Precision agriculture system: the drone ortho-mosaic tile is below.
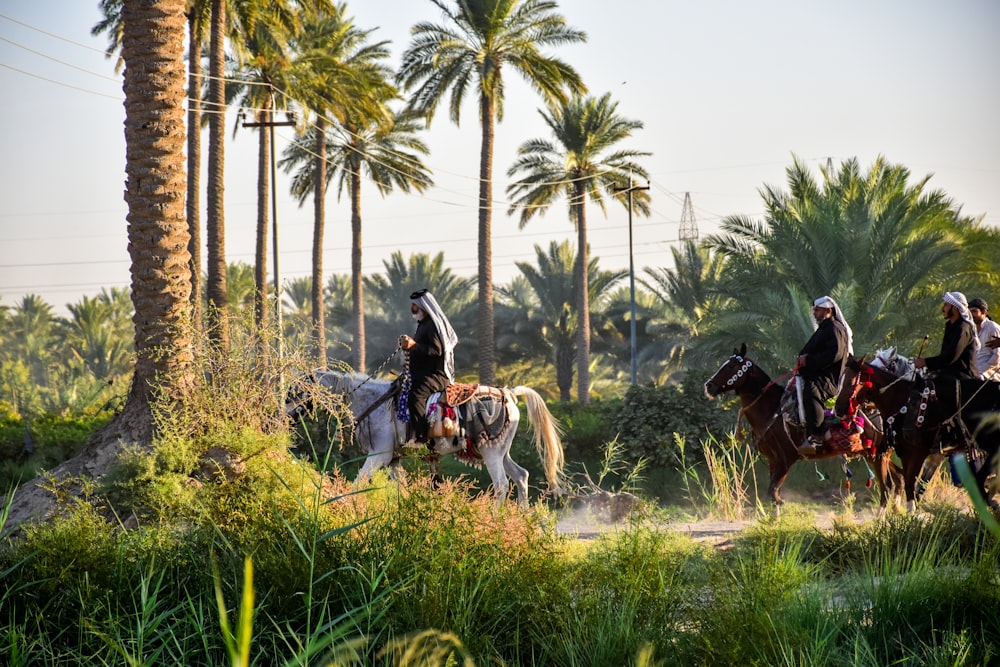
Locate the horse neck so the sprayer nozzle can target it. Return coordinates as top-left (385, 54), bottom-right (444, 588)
top-left (868, 373), bottom-right (912, 414)
top-left (735, 369), bottom-right (781, 424)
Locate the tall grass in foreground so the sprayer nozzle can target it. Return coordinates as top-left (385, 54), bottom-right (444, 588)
top-left (3, 467), bottom-right (998, 665)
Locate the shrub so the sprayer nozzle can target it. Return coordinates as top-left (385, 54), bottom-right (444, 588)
top-left (613, 374), bottom-right (734, 467)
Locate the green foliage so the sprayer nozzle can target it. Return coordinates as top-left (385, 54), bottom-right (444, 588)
top-left (0, 412), bottom-right (113, 488)
top-left (613, 375), bottom-right (734, 467)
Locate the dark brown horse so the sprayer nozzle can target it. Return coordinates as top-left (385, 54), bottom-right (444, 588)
top-left (704, 344), bottom-right (899, 509)
top-left (836, 349), bottom-right (1000, 511)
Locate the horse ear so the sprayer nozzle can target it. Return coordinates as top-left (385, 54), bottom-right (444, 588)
top-left (739, 343), bottom-right (747, 357)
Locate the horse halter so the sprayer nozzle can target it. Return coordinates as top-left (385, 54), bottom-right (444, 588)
top-left (722, 355), bottom-right (755, 388)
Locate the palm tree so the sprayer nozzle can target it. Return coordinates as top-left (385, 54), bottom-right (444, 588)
top-left (2, 295), bottom-right (57, 388)
top-left (641, 239), bottom-right (727, 374)
top-left (497, 240), bottom-right (625, 400)
top-left (397, 0), bottom-right (586, 386)
top-left (701, 155), bottom-right (970, 373)
top-left (276, 4), bottom-right (398, 368)
top-left (205, 0), bottom-right (228, 347)
top-left (506, 92), bottom-right (649, 402)
top-left (120, 0), bottom-right (194, 430)
top-left (93, 0), bottom-right (211, 328)
top-left (4, 0), bottom-right (195, 530)
top-left (228, 0), bottom-right (318, 331)
top-left (282, 109), bottom-right (433, 372)
top-left (58, 289), bottom-right (134, 382)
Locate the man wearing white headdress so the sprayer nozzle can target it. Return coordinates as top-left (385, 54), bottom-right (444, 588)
top-left (914, 291), bottom-right (979, 381)
top-left (795, 295), bottom-right (852, 455)
top-left (399, 288), bottom-right (459, 446)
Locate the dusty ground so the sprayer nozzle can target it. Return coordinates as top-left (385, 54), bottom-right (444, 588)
top-left (554, 507), bottom-right (878, 547)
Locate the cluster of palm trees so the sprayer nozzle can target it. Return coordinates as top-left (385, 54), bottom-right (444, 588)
top-left (94, 0), bottom-right (653, 407)
top-left (21, 0), bottom-right (997, 441)
top-left (0, 290), bottom-right (133, 418)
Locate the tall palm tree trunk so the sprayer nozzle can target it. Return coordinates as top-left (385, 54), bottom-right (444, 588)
top-left (311, 117), bottom-right (328, 367)
top-left (350, 159), bottom-right (365, 373)
top-left (186, 11), bottom-right (203, 330)
top-left (574, 182), bottom-right (590, 403)
top-left (122, 0), bottom-right (194, 428)
top-left (205, 0), bottom-right (227, 347)
top-left (477, 94), bottom-right (496, 385)
top-left (254, 104), bottom-right (271, 330)
top-left (3, 0), bottom-right (197, 532)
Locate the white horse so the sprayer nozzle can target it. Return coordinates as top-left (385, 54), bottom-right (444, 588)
top-left (286, 371), bottom-right (565, 505)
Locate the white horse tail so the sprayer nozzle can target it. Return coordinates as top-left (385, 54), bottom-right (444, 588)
top-left (511, 386), bottom-right (565, 492)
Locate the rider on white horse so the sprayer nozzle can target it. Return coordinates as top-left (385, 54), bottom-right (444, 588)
top-left (398, 288), bottom-right (459, 448)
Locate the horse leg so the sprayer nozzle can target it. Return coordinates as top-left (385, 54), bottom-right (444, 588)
top-left (767, 455), bottom-right (791, 510)
top-left (502, 453), bottom-right (530, 506)
top-left (355, 450), bottom-right (395, 485)
top-left (868, 453), bottom-right (893, 516)
top-left (481, 448), bottom-right (511, 506)
top-left (900, 451), bottom-right (926, 513)
top-left (915, 452), bottom-right (945, 501)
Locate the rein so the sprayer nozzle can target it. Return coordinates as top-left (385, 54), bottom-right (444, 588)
top-left (354, 382), bottom-right (399, 425)
top-left (727, 356), bottom-right (795, 436)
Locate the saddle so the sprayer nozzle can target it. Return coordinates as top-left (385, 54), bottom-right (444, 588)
top-left (425, 384), bottom-right (510, 445)
top-left (781, 383), bottom-right (869, 456)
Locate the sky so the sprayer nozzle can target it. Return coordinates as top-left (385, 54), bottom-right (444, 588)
top-left (2, 0), bottom-right (999, 317)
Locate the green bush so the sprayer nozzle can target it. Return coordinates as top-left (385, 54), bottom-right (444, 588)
top-left (0, 413), bottom-right (112, 487)
top-left (613, 374), bottom-right (734, 467)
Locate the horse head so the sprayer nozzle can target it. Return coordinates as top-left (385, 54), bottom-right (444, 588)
top-left (704, 343), bottom-right (761, 398)
top-left (284, 370), bottom-right (365, 419)
top-left (835, 354), bottom-right (867, 416)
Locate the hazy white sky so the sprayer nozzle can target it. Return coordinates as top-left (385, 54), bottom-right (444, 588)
top-left (2, 0), bottom-right (998, 316)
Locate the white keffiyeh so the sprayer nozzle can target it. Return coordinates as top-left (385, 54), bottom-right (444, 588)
top-left (813, 295), bottom-right (854, 356)
top-left (411, 289), bottom-right (459, 382)
top-left (943, 291), bottom-right (982, 351)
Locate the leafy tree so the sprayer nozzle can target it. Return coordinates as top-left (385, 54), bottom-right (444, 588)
top-left (506, 93), bottom-right (649, 402)
top-left (700, 155), bottom-right (971, 373)
top-left (398, 0), bottom-right (587, 386)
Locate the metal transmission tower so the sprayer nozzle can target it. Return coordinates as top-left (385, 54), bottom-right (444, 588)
top-left (678, 192), bottom-right (698, 241)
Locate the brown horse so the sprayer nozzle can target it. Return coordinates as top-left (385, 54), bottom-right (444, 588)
top-left (704, 344), bottom-right (899, 509)
top-left (836, 350), bottom-right (1000, 511)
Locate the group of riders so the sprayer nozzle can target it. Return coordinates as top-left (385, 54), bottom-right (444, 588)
top-left (794, 291), bottom-right (1000, 457)
top-left (397, 286), bottom-right (1000, 455)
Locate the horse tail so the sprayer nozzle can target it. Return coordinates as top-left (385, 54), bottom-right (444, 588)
top-left (511, 386), bottom-right (565, 492)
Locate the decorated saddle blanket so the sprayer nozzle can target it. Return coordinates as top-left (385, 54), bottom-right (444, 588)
top-left (426, 386), bottom-right (510, 445)
top-left (781, 384), bottom-right (870, 456)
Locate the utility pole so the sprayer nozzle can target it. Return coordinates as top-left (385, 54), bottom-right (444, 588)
top-left (613, 177), bottom-right (650, 385)
top-left (240, 100), bottom-right (296, 359)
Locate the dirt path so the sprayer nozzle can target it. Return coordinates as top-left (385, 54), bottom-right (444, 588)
top-left (555, 509), bottom-right (861, 547)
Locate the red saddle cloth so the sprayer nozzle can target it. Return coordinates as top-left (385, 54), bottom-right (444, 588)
top-left (823, 412), bottom-right (871, 456)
